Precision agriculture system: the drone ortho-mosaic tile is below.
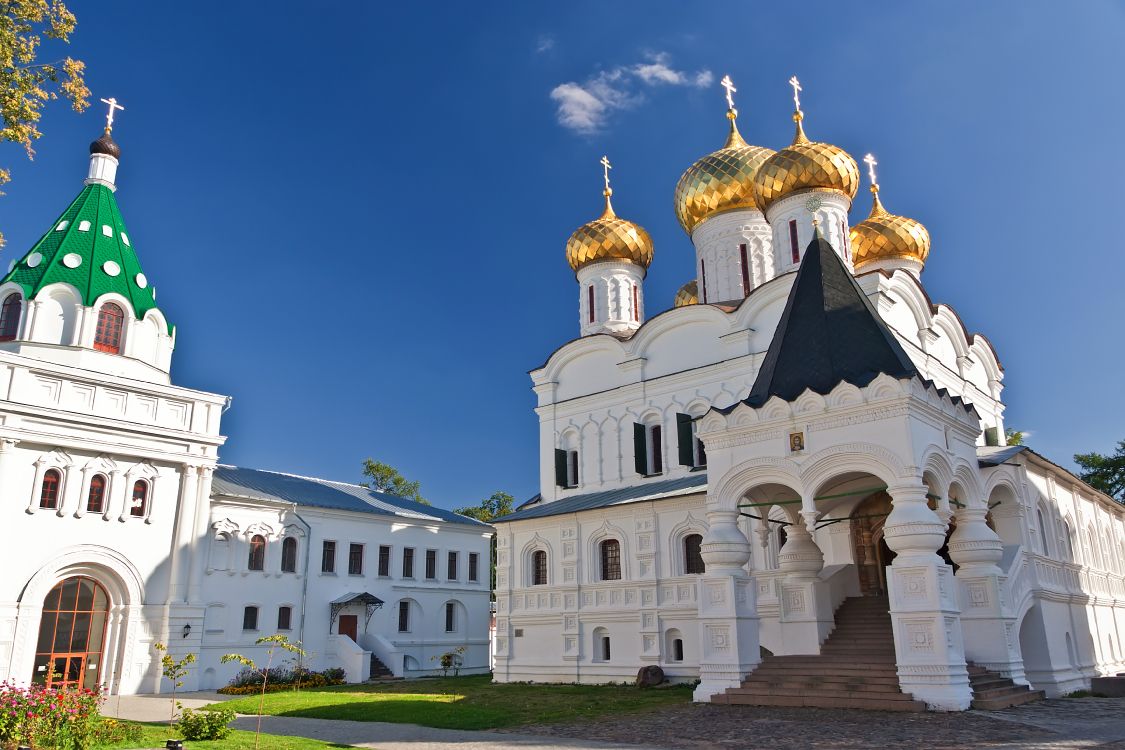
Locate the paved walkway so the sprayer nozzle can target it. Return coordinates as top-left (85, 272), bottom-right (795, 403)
top-left (103, 691), bottom-right (1125, 750)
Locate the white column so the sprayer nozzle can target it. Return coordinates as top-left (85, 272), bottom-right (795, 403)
top-left (186, 466), bottom-right (214, 602)
top-left (577, 263), bottom-right (645, 337)
top-left (949, 505), bottom-right (1027, 684)
top-left (765, 191), bottom-right (853, 273)
top-left (691, 209), bottom-right (773, 301)
top-left (693, 508), bottom-right (759, 702)
top-left (884, 482), bottom-right (971, 710)
top-left (167, 464), bottom-right (200, 603)
top-left (776, 506), bottom-right (832, 653)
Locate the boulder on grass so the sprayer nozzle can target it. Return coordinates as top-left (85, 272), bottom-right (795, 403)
top-left (636, 665), bottom-right (665, 688)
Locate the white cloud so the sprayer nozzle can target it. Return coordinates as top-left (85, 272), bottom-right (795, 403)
top-left (536, 35), bottom-right (555, 54)
top-left (550, 53), bottom-right (712, 134)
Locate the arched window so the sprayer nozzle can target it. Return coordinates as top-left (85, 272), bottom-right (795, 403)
top-left (209, 533), bottom-right (231, 571)
top-left (1036, 508), bottom-right (1050, 556)
top-left (0, 293), bottom-right (21, 341)
top-left (93, 303), bottom-right (125, 354)
top-left (281, 537), bottom-right (298, 573)
top-left (592, 627), bottom-right (611, 662)
top-left (129, 480), bottom-right (148, 517)
top-left (86, 475), bottom-right (107, 513)
top-left (248, 535), bottom-right (266, 571)
top-left (684, 534), bottom-right (705, 575)
top-left (39, 469), bottom-right (61, 509)
top-left (531, 550), bottom-right (548, 586)
top-left (600, 539), bottom-right (621, 581)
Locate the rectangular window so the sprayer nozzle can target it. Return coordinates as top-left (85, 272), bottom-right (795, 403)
top-left (468, 552), bottom-right (479, 582)
top-left (242, 606), bottom-right (258, 631)
top-left (789, 219), bottom-right (800, 264)
top-left (378, 545), bottom-right (391, 577)
top-left (398, 601), bottom-right (410, 632)
top-left (348, 543), bottom-right (364, 575)
top-left (445, 602), bottom-right (456, 633)
top-left (602, 635), bottom-right (611, 661)
top-left (601, 540), bottom-right (622, 581)
top-left (567, 450), bottom-right (578, 487)
top-left (447, 551), bottom-right (458, 580)
top-left (587, 285), bottom-right (595, 323)
top-left (650, 425), bottom-right (663, 475)
top-left (740, 243), bottom-right (751, 296)
top-left (321, 541), bottom-right (336, 574)
top-left (632, 283), bottom-right (639, 322)
top-left (840, 218), bottom-right (847, 254)
top-left (402, 547), bottom-right (415, 578)
top-left (700, 260), bottom-right (708, 302)
top-left (277, 606), bottom-right (292, 631)
top-left (425, 549), bottom-right (437, 579)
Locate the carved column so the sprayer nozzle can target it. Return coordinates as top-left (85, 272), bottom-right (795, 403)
top-left (776, 507), bottom-right (832, 653)
top-left (693, 508), bottom-right (759, 702)
top-left (949, 506), bottom-right (1027, 684)
top-left (884, 482), bottom-right (971, 710)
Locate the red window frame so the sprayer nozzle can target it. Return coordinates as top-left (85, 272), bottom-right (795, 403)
top-left (40, 469), bottom-right (61, 509)
top-left (94, 303), bottom-right (125, 354)
top-left (248, 535), bottom-right (266, 571)
top-left (87, 475), bottom-right (106, 513)
top-left (700, 260), bottom-right (708, 303)
top-left (130, 480), bottom-right (148, 517)
top-left (788, 220), bottom-right (800, 264)
top-left (0, 293), bottom-right (21, 341)
top-left (632, 284), bottom-right (639, 322)
top-left (587, 285), bottom-right (595, 323)
top-left (739, 243), bottom-right (751, 297)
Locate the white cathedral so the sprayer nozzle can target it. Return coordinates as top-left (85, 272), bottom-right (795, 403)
top-left (491, 77), bottom-right (1125, 711)
top-left (0, 113), bottom-right (493, 694)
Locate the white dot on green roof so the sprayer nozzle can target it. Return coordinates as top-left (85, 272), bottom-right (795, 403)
top-left (55, 221), bottom-right (69, 232)
top-left (121, 232), bottom-right (130, 247)
top-left (102, 261), bottom-right (120, 277)
top-left (78, 220), bottom-right (91, 232)
top-left (27, 253), bottom-right (43, 268)
top-left (101, 225), bottom-right (113, 238)
top-left (62, 253), bottom-right (82, 269)
top-left (135, 273), bottom-right (148, 289)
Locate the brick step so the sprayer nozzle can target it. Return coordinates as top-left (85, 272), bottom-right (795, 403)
top-left (767, 655), bottom-right (898, 665)
top-left (743, 680), bottom-right (904, 694)
top-left (730, 685), bottom-right (916, 700)
top-left (720, 693), bottom-right (927, 712)
top-left (969, 677), bottom-right (1016, 691)
top-left (752, 667), bottom-right (899, 679)
top-left (754, 673), bottom-right (903, 686)
top-left (971, 689), bottom-right (1046, 710)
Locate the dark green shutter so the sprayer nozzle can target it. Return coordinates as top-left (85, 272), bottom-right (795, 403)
top-left (633, 423), bottom-right (647, 475)
top-left (677, 414), bottom-right (694, 466)
top-left (554, 449), bottom-right (568, 487)
top-left (984, 427), bottom-right (1000, 447)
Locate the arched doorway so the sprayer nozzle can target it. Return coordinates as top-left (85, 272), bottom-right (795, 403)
top-left (851, 492), bottom-right (894, 596)
top-left (32, 577), bottom-right (109, 689)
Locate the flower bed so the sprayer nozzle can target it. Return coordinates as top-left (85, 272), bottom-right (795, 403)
top-left (0, 681), bottom-right (105, 750)
top-left (216, 667), bottom-right (346, 695)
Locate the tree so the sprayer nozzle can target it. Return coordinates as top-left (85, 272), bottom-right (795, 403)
top-left (221, 634), bottom-right (306, 750)
top-left (454, 491), bottom-right (514, 595)
top-left (1005, 428), bottom-right (1025, 446)
top-left (1074, 440), bottom-right (1125, 501)
top-left (360, 459), bottom-right (428, 504)
top-left (454, 490), bottom-right (514, 522)
top-left (153, 642), bottom-right (196, 729)
top-left (1, 0), bottom-right (91, 247)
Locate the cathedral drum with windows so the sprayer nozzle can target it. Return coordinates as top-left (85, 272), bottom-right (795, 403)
top-left (0, 117), bottom-right (492, 694)
top-left (491, 77), bottom-right (1125, 711)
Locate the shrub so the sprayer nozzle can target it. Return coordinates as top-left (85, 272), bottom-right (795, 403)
top-left (0, 680), bottom-right (102, 750)
top-left (321, 667), bottom-right (346, 683)
top-left (179, 707), bottom-right (236, 740)
top-left (217, 666), bottom-right (346, 694)
top-left (92, 717), bottom-right (143, 745)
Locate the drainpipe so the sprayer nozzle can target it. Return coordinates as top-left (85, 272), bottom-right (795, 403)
top-left (293, 510), bottom-right (313, 663)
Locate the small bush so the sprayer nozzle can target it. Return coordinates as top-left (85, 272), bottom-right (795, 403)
top-left (217, 666), bottom-right (346, 694)
top-left (321, 667), bottom-right (346, 683)
top-left (92, 717), bottom-right (143, 745)
top-left (179, 706), bottom-right (236, 740)
top-left (0, 681), bottom-right (102, 750)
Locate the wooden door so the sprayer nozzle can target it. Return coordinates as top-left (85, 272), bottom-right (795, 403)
top-left (339, 614), bottom-right (358, 642)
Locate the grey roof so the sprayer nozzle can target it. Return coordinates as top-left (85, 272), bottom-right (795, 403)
top-left (497, 474), bottom-right (707, 523)
top-left (211, 465), bottom-right (490, 527)
top-left (977, 444), bottom-right (1029, 467)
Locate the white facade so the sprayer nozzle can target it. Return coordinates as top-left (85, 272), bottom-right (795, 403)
top-left (0, 132), bottom-right (493, 695)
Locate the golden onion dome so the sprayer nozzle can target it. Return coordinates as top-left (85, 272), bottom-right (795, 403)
top-left (565, 189), bottom-right (654, 274)
top-left (850, 185), bottom-right (931, 270)
top-left (673, 280), bottom-right (698, 307)
top-left (753, 112), bottom-right (860, 211)
top-left (674, 112), bottom-right (775, 234)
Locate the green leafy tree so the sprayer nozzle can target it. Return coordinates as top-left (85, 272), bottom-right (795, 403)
top-left (361, 459), bottom-right (428, 505)
top-left (221, 634), bottom-right (307, 750)
top-left (153, 642), bottom-right (196, 729)
top-left (1074, 440), bottom-right (1125, 501)
top-left (1005, 428), bottom-right (1025, 446)
top-left (454, 491), bottom-right (513, 594)
top-left (1, 0), bottom-right (91, 247)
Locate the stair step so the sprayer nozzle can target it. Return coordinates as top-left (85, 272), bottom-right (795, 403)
top-left (730, 685), bottom-right (915, 699)
top-left (719, 693), bottom-right (927, 712)
top-left (742, 680), bottom-right (904, 694)
top-left (971, 690), bottom-right (1046, 710)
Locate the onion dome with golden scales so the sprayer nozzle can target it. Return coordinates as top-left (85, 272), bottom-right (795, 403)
top-left (673, 280), bottom-right (698, 308)
top-left (850, 154), bottom-right (931, 274)
top-left (673, 107), bottom-right (775, 234)
top-left (753, 96), bottom-right (860, 212)
top-left (565, 187), bottom-right (654, 275)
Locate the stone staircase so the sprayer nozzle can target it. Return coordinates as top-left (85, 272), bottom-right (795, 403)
top-left (716, 595), bottom-right (928, 711)
top-left (367, 653), bottom-right (394, 681)
top-left (967, 664), bottom-right (1045, 709)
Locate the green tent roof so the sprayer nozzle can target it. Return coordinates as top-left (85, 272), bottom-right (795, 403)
top-left (1, 182), bottom-right (171, 333)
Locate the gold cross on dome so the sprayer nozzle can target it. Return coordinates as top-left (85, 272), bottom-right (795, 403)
top-left (100, 97), bottom-right (125, 132)
top-left (720, 74), bottom-right (737, 112)
top-left (863, 153), bottom-right (878, 186)
top-left (788, 75), bottom-right (802, 112)
top-left (600, 155), bottom-right (612, 194)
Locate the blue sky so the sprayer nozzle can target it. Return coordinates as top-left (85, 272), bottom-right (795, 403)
top-left (2, 1), bottom-right (1122, 509)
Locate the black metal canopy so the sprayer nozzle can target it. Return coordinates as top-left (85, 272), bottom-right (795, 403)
top-left (329, 592), bottom-right (384, 631)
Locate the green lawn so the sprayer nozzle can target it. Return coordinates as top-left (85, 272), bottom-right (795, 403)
top-left (97, 722), bottom-right (355, 749)
top-left (210, 674), bottom-right (692, 730)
